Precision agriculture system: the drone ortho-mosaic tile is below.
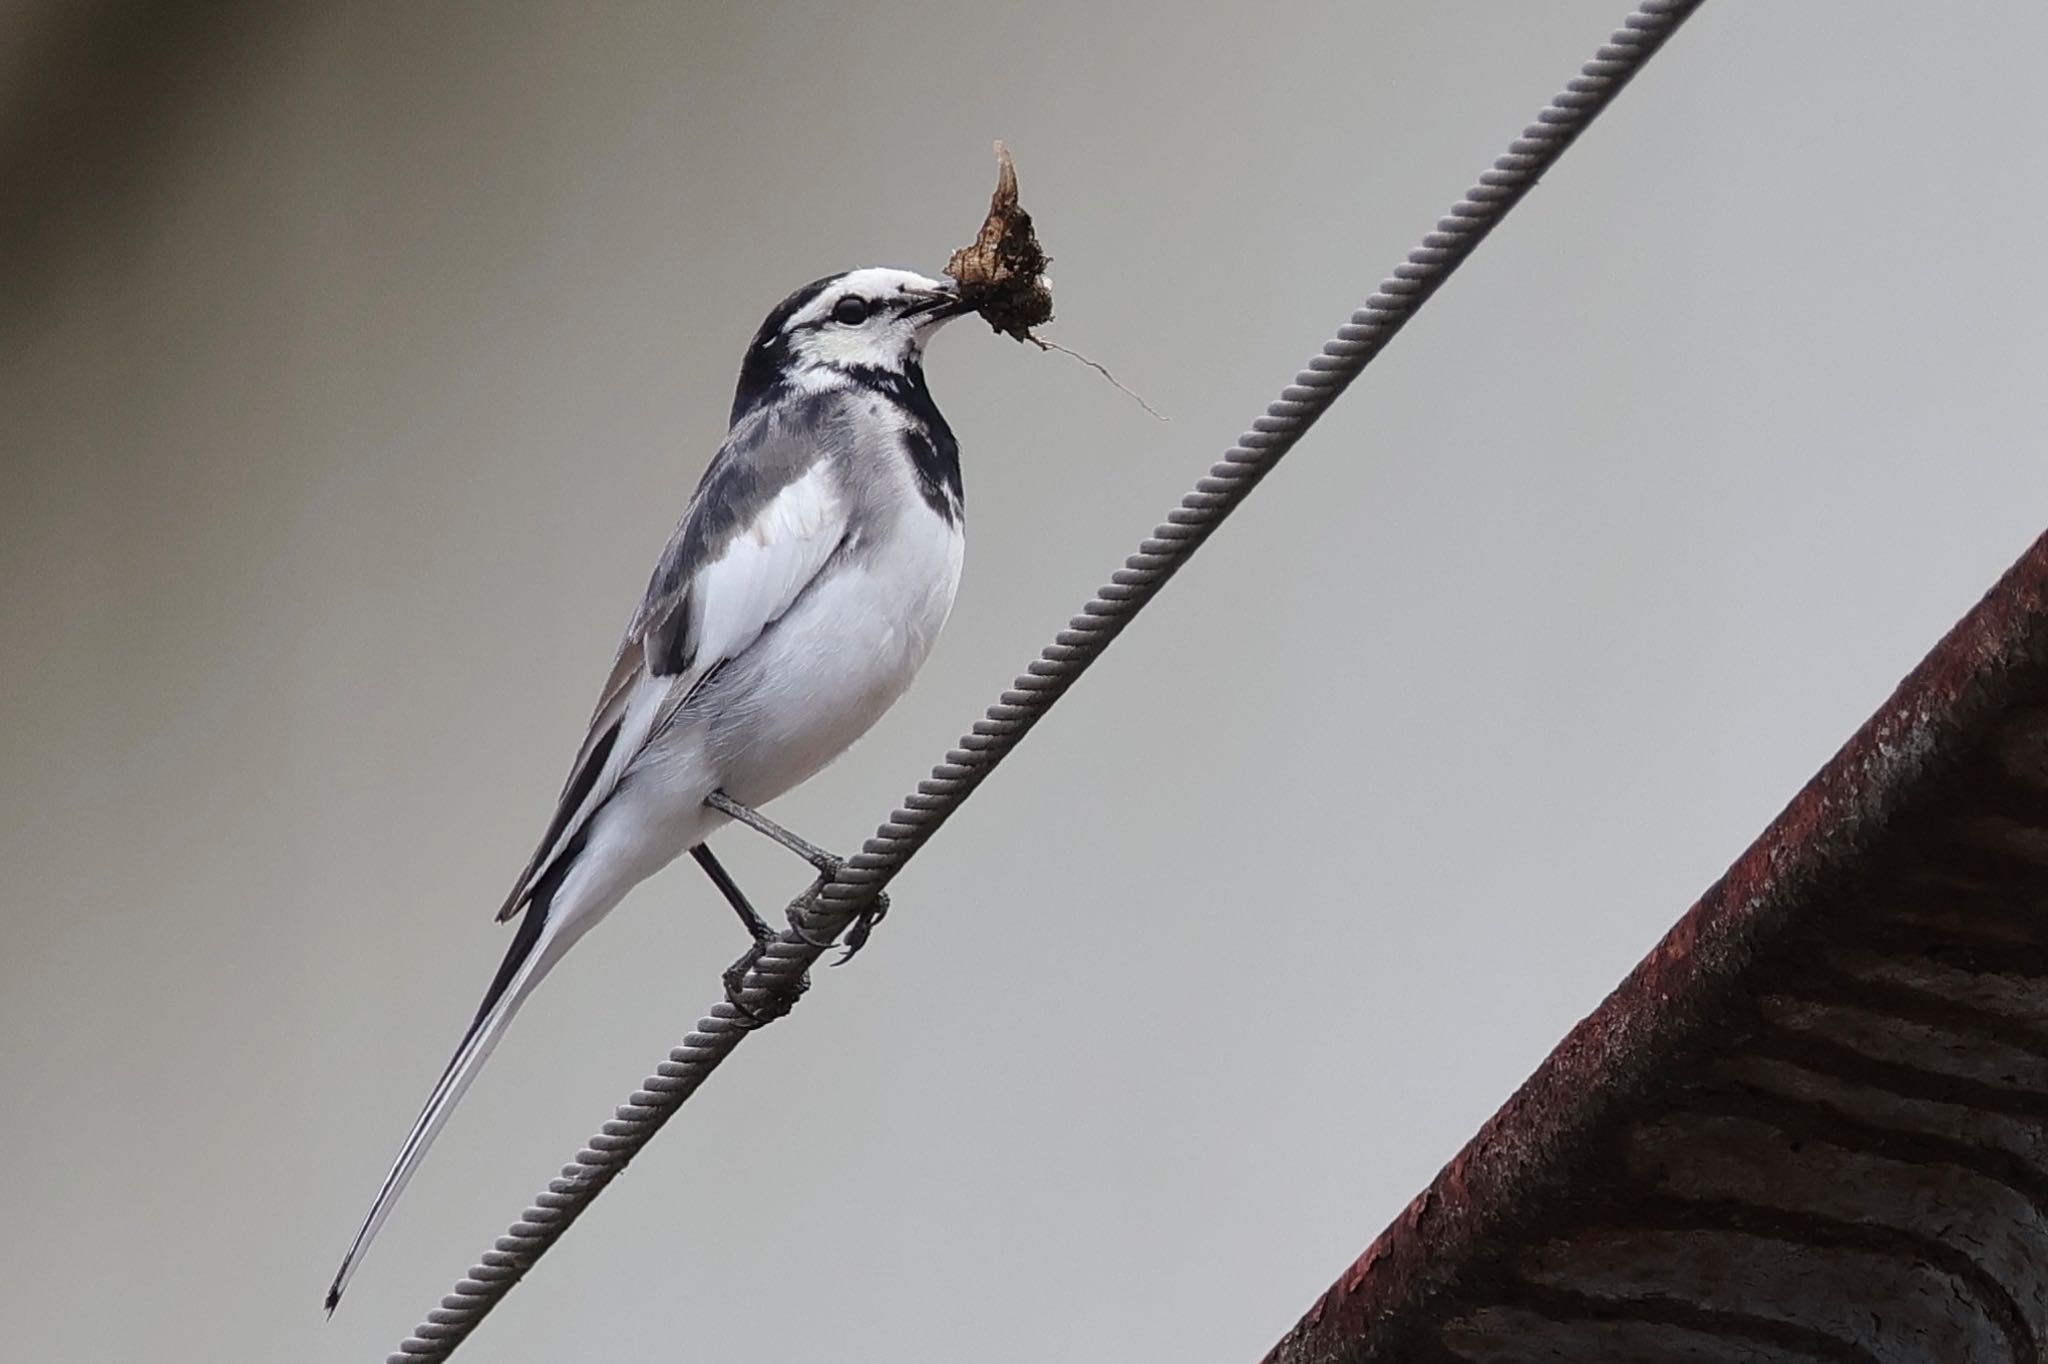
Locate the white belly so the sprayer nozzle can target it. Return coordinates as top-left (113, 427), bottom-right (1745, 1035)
top-left (558, 503), bottom-right (962, 928)
top-left (703, 506), bottom-right (965, 807)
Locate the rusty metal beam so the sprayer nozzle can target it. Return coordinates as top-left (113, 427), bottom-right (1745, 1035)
top-left (1266, 529), bottom-right (2048, 1364)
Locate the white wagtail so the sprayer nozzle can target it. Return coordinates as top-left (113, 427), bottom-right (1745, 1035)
top-left (326, 267), bottom-right (975, 1311)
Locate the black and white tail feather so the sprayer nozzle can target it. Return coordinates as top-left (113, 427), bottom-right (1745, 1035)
top-left (326, 267), bottom-right (972, 1312)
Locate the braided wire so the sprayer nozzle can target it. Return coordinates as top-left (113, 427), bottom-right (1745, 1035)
top-left (387, 3), bottom-right (1703, 1356)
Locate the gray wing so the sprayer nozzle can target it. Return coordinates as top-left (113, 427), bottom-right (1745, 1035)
top-left (493, 402), bottom-right (853, 922)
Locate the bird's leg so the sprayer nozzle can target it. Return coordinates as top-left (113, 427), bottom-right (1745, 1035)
top-left (704, 790), bottom-right (892, 960)
top-left (691, 843), bottom-right (805, 1027)
top-left (705, 790), bottom-right (843, 873)
top-left (691, 843), bottom-right (774, 943)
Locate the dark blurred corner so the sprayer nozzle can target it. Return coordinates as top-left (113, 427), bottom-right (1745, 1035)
top-left (0, 0), bottom-right (279, 313)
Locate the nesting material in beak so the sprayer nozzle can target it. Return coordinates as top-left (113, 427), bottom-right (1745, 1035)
top-left (939, 143), bottom-right (1160, 419)
top-left (944, 142), bottom-right (1055, 342)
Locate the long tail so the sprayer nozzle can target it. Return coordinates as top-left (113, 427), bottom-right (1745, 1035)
top-left (325, 854), bottom-right (583, 1313)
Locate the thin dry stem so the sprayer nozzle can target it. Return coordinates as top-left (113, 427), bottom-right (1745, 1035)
top-left (1027, 334), bottom-right (1168, 421)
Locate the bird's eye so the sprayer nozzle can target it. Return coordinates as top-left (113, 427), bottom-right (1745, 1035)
top-left (832, 296), bottom-right (871, 326)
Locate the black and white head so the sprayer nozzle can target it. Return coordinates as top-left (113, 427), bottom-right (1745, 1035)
top-left (732, 267), bottom-right (967, 423)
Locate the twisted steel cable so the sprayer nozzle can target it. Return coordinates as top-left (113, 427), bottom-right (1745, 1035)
top-left (387, 3), bottom-right (1704, 1356)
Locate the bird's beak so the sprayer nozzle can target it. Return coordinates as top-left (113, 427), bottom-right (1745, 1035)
top-left (902, 279), bottom-right (974, 322)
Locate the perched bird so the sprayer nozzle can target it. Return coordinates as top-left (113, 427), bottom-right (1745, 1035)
top-left (327, 267), bottom-right (975, 1311)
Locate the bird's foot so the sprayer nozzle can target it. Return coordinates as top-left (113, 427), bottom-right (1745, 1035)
top-left (837, 894), bottom-right (890, 965)
top-left (721, 939), bottom-right (809, 1029)
top-left (788, 889), bottom-right (889, 965)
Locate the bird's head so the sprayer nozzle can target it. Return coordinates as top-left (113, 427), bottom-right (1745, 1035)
top-left (732, 267), bottom-right (969, 423)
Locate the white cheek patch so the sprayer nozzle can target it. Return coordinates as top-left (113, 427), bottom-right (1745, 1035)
top-left (796, 318), bottom-right (913, 370)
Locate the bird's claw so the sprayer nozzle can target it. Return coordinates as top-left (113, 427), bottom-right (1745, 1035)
top-left (721, 941), bottom-right (809, 1029)
top-left (834, 892), bottom-right (890, 965)
top-left (782, 887), bottom-right (890, 962)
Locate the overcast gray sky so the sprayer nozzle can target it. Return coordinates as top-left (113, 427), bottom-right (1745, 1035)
top-left (3, 3), bottom-right (2046, 1361)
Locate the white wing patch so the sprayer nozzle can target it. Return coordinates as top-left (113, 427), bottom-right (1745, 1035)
top-left (687, 464), bottom-right (846, 667)
top-left (500, 462), bottom-right (847, 922)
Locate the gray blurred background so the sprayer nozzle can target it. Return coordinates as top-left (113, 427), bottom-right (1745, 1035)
top-left (3, 3), bottom-right (2045, 1360)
